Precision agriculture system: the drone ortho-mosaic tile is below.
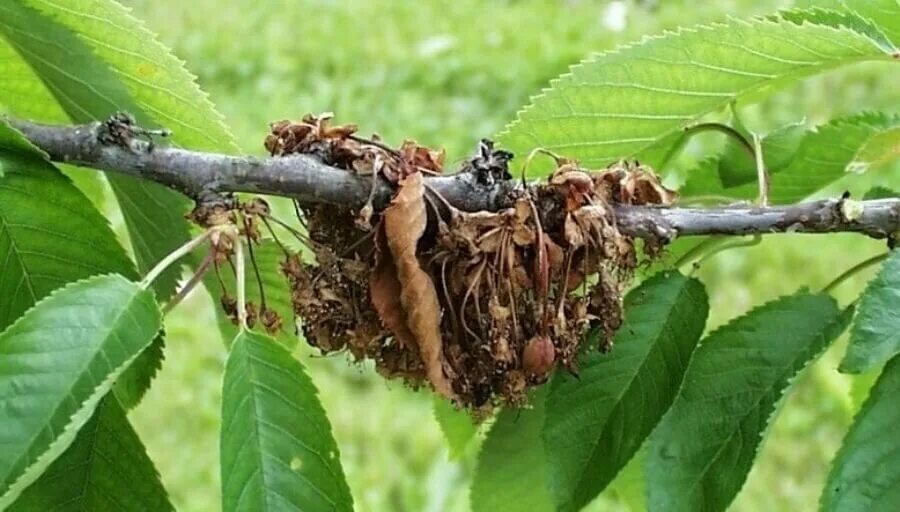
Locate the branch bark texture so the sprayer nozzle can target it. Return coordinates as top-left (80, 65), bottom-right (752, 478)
top-left (9, 118), bottom-right (900, 243)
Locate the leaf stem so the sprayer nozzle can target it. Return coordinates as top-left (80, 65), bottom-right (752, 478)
top-left (683, 122), bottom-right (756, 160)
top-left (139, 230), bottom-right (211, 290)
top-left (235, 233), bottom-right (248, 330)
top-left (163, 250), bottom-right (214, 315)
top-left (753, 134), bottom-right (769, 207)
top-left (822, 253), bottom-right (889, 294)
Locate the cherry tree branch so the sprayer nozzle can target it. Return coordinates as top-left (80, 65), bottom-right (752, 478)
top-left (9, 117), bottom-right (900, 244)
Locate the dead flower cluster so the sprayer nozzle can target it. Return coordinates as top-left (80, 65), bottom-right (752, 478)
top-left (256, 114), bottom-right (675, 411)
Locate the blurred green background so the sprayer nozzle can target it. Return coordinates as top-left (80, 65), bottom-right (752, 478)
top-left (115, 0), bottom-right (899, 510)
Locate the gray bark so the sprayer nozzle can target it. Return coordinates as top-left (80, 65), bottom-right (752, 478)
top-left (9, 117), bottom-right (900, 243)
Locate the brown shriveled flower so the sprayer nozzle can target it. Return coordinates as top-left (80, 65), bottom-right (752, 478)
top-left (244, 302), bottom-right (258, 329)
top-left (261, 308), bottom-right (284, 335)
top-left (220, 294), bottom-right (237, 324)
top-left (261, 115), bottom-right (674, 411)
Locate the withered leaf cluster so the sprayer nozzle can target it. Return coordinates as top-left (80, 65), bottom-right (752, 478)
top-left (259, 114), bottom-right (676, 412)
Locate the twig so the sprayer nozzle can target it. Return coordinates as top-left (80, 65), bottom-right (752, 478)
top-left (7, 117), bottom-right (900, 244)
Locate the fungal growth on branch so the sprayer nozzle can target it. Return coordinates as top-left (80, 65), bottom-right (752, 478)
top-left (191, 113), bottom-right (677, 412)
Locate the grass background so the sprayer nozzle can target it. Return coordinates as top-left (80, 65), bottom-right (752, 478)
top-left (115, 0), bottom-right (900, 510)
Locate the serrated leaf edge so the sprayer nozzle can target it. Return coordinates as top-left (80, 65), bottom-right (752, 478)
top-left (659, 294), bottom-right (850, 509)
top-left (496, 10), bottom-right (889, 156)
top-left (0, 273), bottom-right (160, 507)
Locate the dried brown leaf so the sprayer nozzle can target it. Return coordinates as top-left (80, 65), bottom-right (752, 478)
top-left (370, 228), bottom-right (418, 352)
top-left (400, 139), bottom-right (445, 174)
top-left (382, 173), bottom-right (455, 399)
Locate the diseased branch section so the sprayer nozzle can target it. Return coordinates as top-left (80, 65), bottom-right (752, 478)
top-left (9, 118), bottom-right (900, 243)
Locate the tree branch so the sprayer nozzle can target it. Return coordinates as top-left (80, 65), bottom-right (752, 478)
top-left (8, 117), bottom-right (900, 243)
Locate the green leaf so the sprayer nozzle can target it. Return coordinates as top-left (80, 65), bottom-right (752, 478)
top-left (796, 0), bottom-right (900, 48)
top-left (823, 355), bottom-right (900, 511)
top-left (855, 125), bottom-right (900, 169)
top-left (0, 151), bottom-right (170, 509)
top-left (542, 271), bottom-right (709, 512)
top-left (221, 330), bottom-right (353, 512)
top-left (434, 397), bottom-right (478, 460)
top-left (841, 250), bottom-right (900, 373)
top-left (9, 397), bottom-right (173, 512)
top-left (646, 292), bottom-right (852, 512)
top-left (0, 274), bottom-right (161, 507)
top-left (779, 7), bottom-right (898, 54)
top-left (607, 447), bottom-right (647, 512)
top-left (213, 240), bottom-right (297, 348)
top-left (717, 119), bottom-right (806, 187)
top-left (0, 153), bottom-right (161, 408)
top-left (840, 0), bottom-right (900, 47)
top-left (0, 118), bottom-right (45, 166)
top-left (471, 389), bottom-right (553, 512)
top-left (498, 12), bottom-right (893, 175)
top-left (0, 0), bottom-right (238, 299)
top-left (681, 112), bottom-right (900, 202)
top-left (17, 0), bottom-right (238, 154)
top-left (0, 38), bottom-right (69, 123)
top-left (863, 186), bottom-right (899, 200)
top-left (0, 0), bottom-right (181, 299)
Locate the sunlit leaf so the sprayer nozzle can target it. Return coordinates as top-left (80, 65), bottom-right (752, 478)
top-left (717, 119), bottom-right (806, 187)
top-left (0, 0), bottom-right (238, 300)
top-left (499, 11), bottom-right (893, 175)
top-left (795, 0), bottom-right (900, 48)
top-left (434, 397), bottom-right (478, 460)
top-left (0, 274), bottom-right (161, 507)
top-left (681, 112), bottom-right (900, 202)
top-left (779, 7), bottom-right (897, 53)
